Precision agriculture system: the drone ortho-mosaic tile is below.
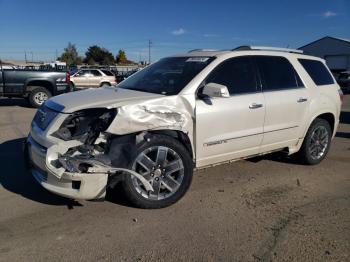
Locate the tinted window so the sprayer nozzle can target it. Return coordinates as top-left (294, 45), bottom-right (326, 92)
top-left (118, 57), bottom-right (214, 95)
top-left (75, 70), bottom-right (89, 77)
top-left (90, 70), bottom-right (102, 76)
top-left (298, 59), bottom-right (334, 86)
top-left (256, 56), bottom-right (302, 91)
top-left (101, 70), bottom-right (114, 76)
top-left (206, 56), bottom-right (257, 95)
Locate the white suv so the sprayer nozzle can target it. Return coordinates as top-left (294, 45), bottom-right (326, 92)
top-left (26, 46), bottom-right (342, 208)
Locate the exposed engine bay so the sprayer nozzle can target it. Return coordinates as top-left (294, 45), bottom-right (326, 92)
top-left (47, 108), bottom-right (153, 193)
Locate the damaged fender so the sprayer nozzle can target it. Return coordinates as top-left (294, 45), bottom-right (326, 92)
top-left (106, 96), bottom-right (194, 139)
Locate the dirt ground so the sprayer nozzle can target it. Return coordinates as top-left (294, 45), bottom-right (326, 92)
top-left (0, 95), bottom-right (349, 262)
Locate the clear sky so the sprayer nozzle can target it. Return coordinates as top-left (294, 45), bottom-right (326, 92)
top-left (0, 0), bottom-right (349, 62)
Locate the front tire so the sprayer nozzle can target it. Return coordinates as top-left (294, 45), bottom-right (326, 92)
top-left (28, 87), bottom-right (52, 108)
top-left (297, 118), bottom-right (332, 165)
top-left (122, 135), bottom-right (193, 209)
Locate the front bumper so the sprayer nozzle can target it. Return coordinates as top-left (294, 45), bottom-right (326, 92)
top-left (26, 135), bottom-right (108, 200)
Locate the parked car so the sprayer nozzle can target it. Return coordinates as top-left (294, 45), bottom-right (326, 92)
top-left (0, 64), bottom-right (71, 107)
top-left (337, 71), bottom-right (350, 94)
top-left (70, 69), bottom-right (116, 89)
top-left (1, 65), bottom-right (17, 70)
top-left (26, 46), bottom-right (342, 208)
top-left (115, 70), bottom-right (138, 83)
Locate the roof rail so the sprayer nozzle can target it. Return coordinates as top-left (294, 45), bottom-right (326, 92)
top-left (233, 45), bottom-right (303, 54)
top-left (188, 49), bottom-right (218, 53)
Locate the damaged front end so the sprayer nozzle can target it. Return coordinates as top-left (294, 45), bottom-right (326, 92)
top-left (28, 95), bottom-right (193, 200)
top-left (42, 108), bottom-right (154, 199)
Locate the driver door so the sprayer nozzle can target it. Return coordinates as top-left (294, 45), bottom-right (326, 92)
top-left (195, 56), bottom-right (265, 167)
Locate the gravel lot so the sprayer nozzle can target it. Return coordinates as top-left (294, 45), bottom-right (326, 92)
top-left (0, 96), bottom-right (349, 262)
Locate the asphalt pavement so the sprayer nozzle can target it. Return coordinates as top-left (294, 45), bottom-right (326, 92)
top-left (0, 96), bottom-right (349, 262)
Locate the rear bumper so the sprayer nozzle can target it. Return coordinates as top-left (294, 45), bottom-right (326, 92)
top-left (55, 83), bottom-right (71, 95)
top-left (26, 135), bottom-right (108, 200)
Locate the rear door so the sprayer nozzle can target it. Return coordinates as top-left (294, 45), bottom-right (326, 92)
top-left (255, 55), bottom-right (309, 152)
top-left (2, 69), bottom-right (25, 94)
top-left (89, 69), bottom-right (103, 87)
top-left (195, 56), bottom-right (265, 167)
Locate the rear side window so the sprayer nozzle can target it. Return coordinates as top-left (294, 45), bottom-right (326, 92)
top-left (298, 59), bottom-right (334, 86)
top-left (206, 56), bottom-right (257, 95)
top-left (101, 70), bottom-right (114, 76)
top-left (75, 70), bottom-right (90, 76)
top-left (90, 70), bottom-right (102, 76)
top-left (256, 56), bottom-right (303, 91)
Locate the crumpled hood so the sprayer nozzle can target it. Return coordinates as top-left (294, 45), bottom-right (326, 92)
top-left (46, 87), bottom-right (164, 113)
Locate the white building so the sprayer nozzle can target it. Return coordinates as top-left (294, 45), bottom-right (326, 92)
top-left (299, 36), bottom-right (350, 74)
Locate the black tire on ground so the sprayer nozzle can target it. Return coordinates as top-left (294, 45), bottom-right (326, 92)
top-left (296, 118), bottom-right (332, 165)
top-left (100, 82), bottom-right (111, 87)
top-left (28, 86), bottom-right (52, 108)
top-left (122, 135), bottom-right (193, 209)
top-left (69, 82), bottom-right (75, 92)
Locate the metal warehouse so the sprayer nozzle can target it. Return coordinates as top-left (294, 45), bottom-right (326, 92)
top-left (299, 36), bottom-right (350, 75)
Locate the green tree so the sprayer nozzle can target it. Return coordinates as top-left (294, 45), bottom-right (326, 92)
top-left (116, 49), bottom-right (127, 64)
top-left (58, 42), bottom-right (82, 66)
top-left (84, 45), bottom-right (115, 65)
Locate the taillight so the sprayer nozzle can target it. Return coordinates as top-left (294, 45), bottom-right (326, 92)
top-left (66, 72), bottom-right (70, 83)
top-left (338, 89), bottom-right (344, 107)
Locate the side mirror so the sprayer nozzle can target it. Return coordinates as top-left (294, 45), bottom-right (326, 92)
top-left (202, 83), bottom-right (230, 98)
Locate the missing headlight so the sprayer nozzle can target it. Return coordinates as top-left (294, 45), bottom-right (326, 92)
top-left (52, 108), bottom-right (117, 144)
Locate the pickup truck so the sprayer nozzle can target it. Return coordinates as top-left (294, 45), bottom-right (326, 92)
top-left (0, 64), bottom-right (71, 107)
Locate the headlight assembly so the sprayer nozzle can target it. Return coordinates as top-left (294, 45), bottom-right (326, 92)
top-left (52, 108), bottom-right (117, 144)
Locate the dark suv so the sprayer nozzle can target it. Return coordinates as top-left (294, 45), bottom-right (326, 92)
top-left (337, 71), bottom-right (350, 94)
top-left (0, 64), bottom-right (71, 107)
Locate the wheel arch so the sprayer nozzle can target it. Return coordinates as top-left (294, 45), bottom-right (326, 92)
top-left (25, 79), bottom-right (55, 95)
top-left (99, 81), bottom-right (111, 87)
top-left (304, 111), bottom-right (336, 138)
top-left (145, 130), bottom-right (194, 160)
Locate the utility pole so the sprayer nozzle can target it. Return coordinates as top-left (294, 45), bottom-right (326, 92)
top-left (55, 49), bottom-right (58, 61)
top-left (148, 40), bottom-right (152, 64)
top-left (24, 51), bottom-right (27, 63)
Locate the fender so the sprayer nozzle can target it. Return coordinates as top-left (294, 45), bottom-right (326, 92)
top-left (303, 110), bottom-right (337, 138)
top-left (24, 78), bottom-right (55, 93)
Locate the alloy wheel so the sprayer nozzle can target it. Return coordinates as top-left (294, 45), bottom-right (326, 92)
top-left (309, 126), bottom-right (329, 160)
top-left (131, 146), bottom-right (185, 200)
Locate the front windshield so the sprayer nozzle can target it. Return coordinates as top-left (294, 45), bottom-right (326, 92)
top-left (118, 56), bottom-right (214, 95)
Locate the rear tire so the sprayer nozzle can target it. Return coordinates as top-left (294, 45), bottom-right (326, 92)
top-left (100, 82), bottom-right (111, 87)
top-left (28, 86), bottom-right (52, 108)
top-left (122, 135), bottom-right (193, 209)
top-left (296, 118), bottom-right (332, 165)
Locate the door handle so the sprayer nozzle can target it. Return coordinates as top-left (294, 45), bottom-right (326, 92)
top-left (297, 97), bottom-right (308, 103)
top-left (249, 103), bottom-right (263, 109)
